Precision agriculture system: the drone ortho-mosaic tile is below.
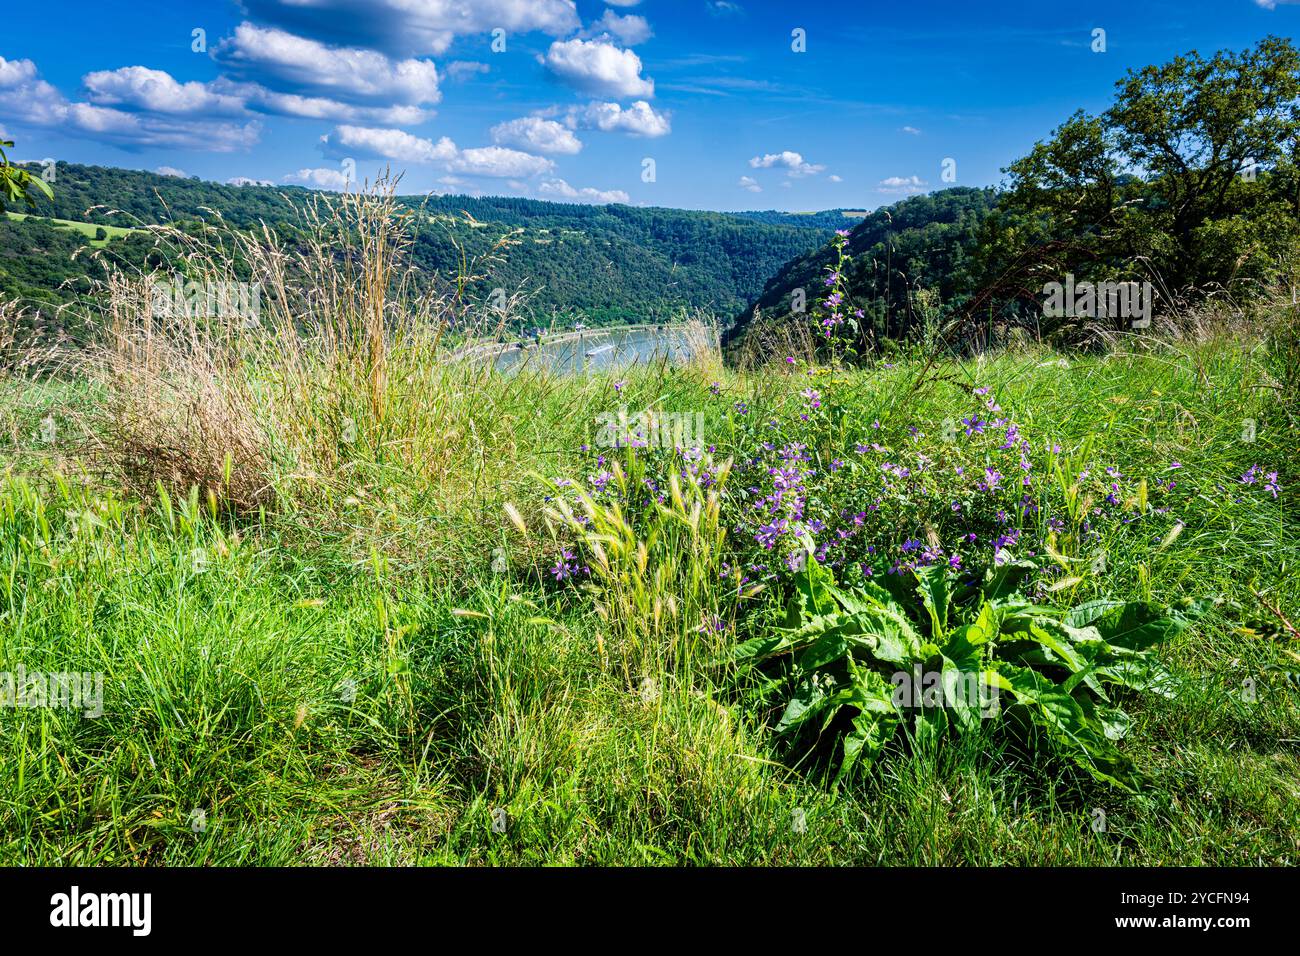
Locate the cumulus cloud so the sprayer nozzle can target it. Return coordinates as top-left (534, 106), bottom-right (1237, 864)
top-left (544, 39), bottom-right (654, 98)
top-left (83, 66), bottom-right (244, 115)
top-left (155, 166), bottom-right (189, 177)
top-left (451, 145), bottom-right (554, 178)
top-left (566, 100), bottom-right (669, 137)
top-left (0, 56), bottom-right (260, 152)
top-left (585, 10), bottom-right (653, 45)
top-left (538, 178), bottom-right (630, 204)
top-left (321, 124), bottom-right (553, 178)
top-left (900, 125), bottom-right (921, 135)
top-left (212, 78), bottom-right (430, 124)
top-left (748, 150), bottom-right (825, 178)
top-left (491, 116), bottom-right (582, 154)
top-left (80, 66), bottom-right (425, 125)
top-left (877, 175), bottom-right (928, 195)
top-left (240, 0), bottom-right (580, 56)
top-left (284, 167), bottom-right (352, 190)
top-left (215, 23), bottom-right (441, 106)
top-left (227, 176), bottom-right (274, 186)
top-left (445, 61), bottom-right (490, 82)
top-left (737, 175), bottom-right (761, 193)
top-left (322, 124), bottom-right (457, 164)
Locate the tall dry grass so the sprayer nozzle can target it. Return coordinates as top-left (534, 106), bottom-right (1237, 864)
top-left (71, 181), bottom-right (512, 528)
top-left (71, 178), bottom-right (724, 573)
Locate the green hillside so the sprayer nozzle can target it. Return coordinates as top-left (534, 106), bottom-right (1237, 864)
top-left (4, 211), bottom-right (138, 246)
top-left (0, 163), bottom-right (837, 329)
top-left (724, 187), bottom-right (997, 353)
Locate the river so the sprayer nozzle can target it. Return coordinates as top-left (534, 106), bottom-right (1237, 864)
top-left (489, 325), bottom-right (713, 374)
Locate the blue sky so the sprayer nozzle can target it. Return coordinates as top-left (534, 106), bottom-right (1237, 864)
top-left (1, 0), bottom-right (1297, 211)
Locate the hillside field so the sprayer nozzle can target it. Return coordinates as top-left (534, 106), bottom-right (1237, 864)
top-left (1, 324), bottom-right (1295, 865)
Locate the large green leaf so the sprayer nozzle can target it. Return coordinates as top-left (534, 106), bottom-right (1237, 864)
top-left (914, 564), bottom-right (951, 637)
top-left (940, 658), bottom-right (983, 733)
top-left (1065, 601), bottom-right (1188, 651)
top-left (833, 663), bottom-right (901, 784)
top-left (988, 664), bottom-right (1140, 790)
top-left (981, 555), bottom-right (1039, 601)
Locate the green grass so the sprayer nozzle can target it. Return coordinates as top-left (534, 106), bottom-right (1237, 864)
top-left (0, 334), bottom-right (1295, 866)
top-left (4, 211), bottom-right (137, 247)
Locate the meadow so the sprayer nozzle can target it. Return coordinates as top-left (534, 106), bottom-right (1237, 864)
top-left (0, 195), bottom-right (1296, 866)
top-left (3, 210), bottom-right (137, 248)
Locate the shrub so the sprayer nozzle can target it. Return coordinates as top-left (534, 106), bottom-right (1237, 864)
top-left (737, 554), bottom-right (1199, 789)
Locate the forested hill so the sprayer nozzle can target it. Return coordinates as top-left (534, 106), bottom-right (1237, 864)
top-left (724, 187), bottom-right (998, 350)
top-left (1, 163), bottom-right (838, 327)
top-left (729, 209), bottom-right (869, 230)
top-left (727, 39), bottom-right (1300, 358)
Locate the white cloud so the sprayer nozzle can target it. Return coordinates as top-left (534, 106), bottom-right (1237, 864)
top-left (83, 66), bottom-right (243, 115)
top-left (0, 56), bottom-right (260, 152)
top-left (445, 61), bottom-right (490, 82)
top-left (0, 56), bottom-right (39, 88)
top-left (323, 124), bottom-right (457, 163)
top-left (829, 174), bottom-right (843, 182)
top-left (737, 175), bottom-right (761, 193)
top-left (322, 125), bottom-right (553, 178)
top-left (227, 176), bottom-right (274, 186)
top-left (1254, 0), bottom-right (1299, 8)
top-left (156, 166), bottom-right (189, 177)
top-left (706, 1), bottom-right (744, 16)
top-left (900, 125), bottom-right (921, 135)
top-left (215, 79), bottom-right (430, 124)
top-left (451, 145), bottom-right (554, 178)
top-left (539, 178), bottom-right (630, 204)
top-left (240, 0), bottom-right (580, 56)
top-left (284, 167), bottom-right (351, 190)
top-left (748, 150), bottom-right (825, 178)
top-left (216, 23), bottom-right (441, 106)
top-left (544, 39), bottom-right (654, 98)
top-left (585, 10), bottom-right (653, 45)
top-left (566, 100), bottom-right (670, 137)
top-left (0, 56), bottom-right (68, 128)
top-left (491, 116), bottom-right (582, 154)
top-left (80, 66), bottom-right (427, 125)
top-left (877, 175), bottom-right (928, 195)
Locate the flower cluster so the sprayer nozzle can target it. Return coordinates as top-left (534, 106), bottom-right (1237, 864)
top-left (544, 374), bottom-right (1283, 612)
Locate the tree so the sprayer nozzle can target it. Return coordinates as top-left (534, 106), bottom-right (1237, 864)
top-left (1001, 36), bottom-right (1300, 302)
top-left (0, 139), bottom-right (54, 212)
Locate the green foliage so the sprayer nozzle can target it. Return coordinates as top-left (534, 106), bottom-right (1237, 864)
top-left (730, 37), bottom-right (1300, 358)
top-left (729, 208), bottom-right (869, 230)
top-left (738, 555), bottom-right (1197, 790)
top-left (0, 140), bottom-right (53, 213)
top-left (0, 162), bottom-right (832, 330)
top-left (0, 335), bottom-right (1296, 864)
top-left (725, 187), bottom-right (996, 354)
top-left (988, 37), bottom-right (1300, 333)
